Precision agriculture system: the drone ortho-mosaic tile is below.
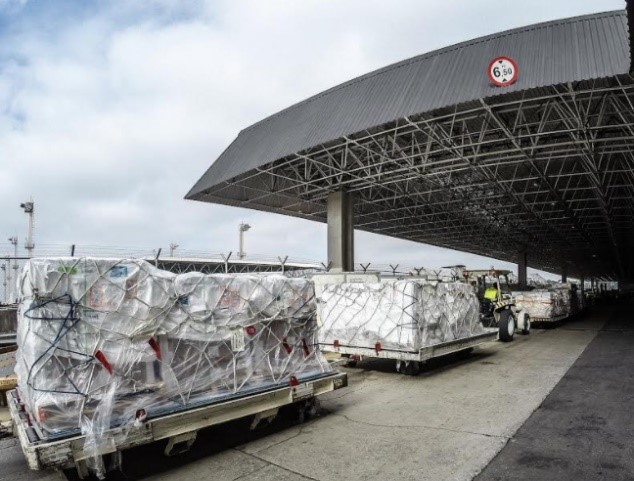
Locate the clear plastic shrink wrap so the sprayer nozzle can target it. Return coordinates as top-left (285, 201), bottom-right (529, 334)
top-left (16, 258), bottom-right (332, 478)
top-left (512, 288), bottom-right (571, 319)
top-left (316, 280), bottom-right (484, 351)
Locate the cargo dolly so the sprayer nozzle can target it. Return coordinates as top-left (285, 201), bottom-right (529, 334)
top-left (323, 329), bottom-right (498, 375)
top-left (8, 371), bottom-right (347, 478)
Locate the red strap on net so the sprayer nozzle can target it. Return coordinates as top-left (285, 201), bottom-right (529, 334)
top-left (282, 337), bottom-right (293, 354)
top-left (95, 350), bottom-right (113, 375)
top-left (148, 337), bottom-right (162, 360)
top-left (301, 338), bottom-right (310, 357)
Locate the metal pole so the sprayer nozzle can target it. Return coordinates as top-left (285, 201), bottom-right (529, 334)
top-left (8, 237), bottom-right (17, 303)
top-left (278, 256), bottom-right (288, 274)
top-left (169, 243), bottom-right (179, 257)
top-left (238, 223), bottom-right (250, 260)
top-left (1, 265), bottom-right (6, 304)
top-left (221, 252), bottom-right (233, 273)
top-left (320, 261), bottom-right (333, 272)
top-left (27, 209), bottom-right (34, 256)
top-left (21, 200), bottom-right (35, 257)
top-left (5, 259), bottom-right (10, 304)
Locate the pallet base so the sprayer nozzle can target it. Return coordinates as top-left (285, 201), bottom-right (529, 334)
top-left (322, 329), bottom-right (498, 363)
top-left (9, 371), bottom-right (347, 473)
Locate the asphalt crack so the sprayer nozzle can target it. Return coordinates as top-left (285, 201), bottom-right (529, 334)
top-left (236, 449), bottom-right (319, 481)
top-left (330, 412), bottom-right (510, 440)
top-left (238, 423), bottom-right (310, 455)
top-left (230, 464), bottom-right (274, 481)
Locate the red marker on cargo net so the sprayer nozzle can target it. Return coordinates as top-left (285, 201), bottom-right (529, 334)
top-left (94, 350), bottom-right (113, 375)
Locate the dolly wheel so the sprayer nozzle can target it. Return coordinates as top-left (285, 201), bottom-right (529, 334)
top-left (397, 360), bottom-right (421, 376)
top-left (405, 361), bottom-right (421, 376)
top-left (498, 309), bottom-right (516, 342)
top-left (522, 314), bottom-right (531, 335)
top-left (345, 359), bottom-right (358, 368)
top-left (342, 354), bottom-right (359, 368)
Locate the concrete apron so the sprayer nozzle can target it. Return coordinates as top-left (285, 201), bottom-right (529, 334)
top-left (135, 312), bottom-right (606, 481)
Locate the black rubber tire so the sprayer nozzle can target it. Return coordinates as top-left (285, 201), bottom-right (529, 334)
top-left (498, 309), bottom-right (516, 342)
top-left (345, 360), bottom-right (358, 368)
top-left (396, 360), bottom-right (420, 375)
top-left (404, 361), bottom-right (421, 376)
top-left (521, 315), bottom-right (531, 335)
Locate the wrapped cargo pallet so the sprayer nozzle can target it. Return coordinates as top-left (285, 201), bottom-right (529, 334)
top-left (316, 280), bottom-right (484, 351)
top-left (15, 258), bottom-right (332, 478)
top-left (555, 287), bottom-right (572, 317)
top-left (512, 289), bottom-right (571, 320)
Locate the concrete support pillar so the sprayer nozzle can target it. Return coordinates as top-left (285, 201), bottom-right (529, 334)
top-left (517, 250), bottom-right (527, 288)
top-left (327, 191), bottom-right (355, 272)
top-left (561, 263), bottom-right (568, 284)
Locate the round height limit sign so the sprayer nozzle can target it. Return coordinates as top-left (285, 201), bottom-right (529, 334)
top-left (488, 56), bottom-right (518, 87)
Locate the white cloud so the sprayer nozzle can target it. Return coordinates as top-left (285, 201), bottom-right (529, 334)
top-left (0, 0), bottom-right (26, 12)
top-left (0, 0), bottom-right (623, 279)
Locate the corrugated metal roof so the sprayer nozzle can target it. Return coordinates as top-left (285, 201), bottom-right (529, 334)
top-left (187, 10), bottom-right (630, 198)
top-left (625, 0), bottom-right (634, 72)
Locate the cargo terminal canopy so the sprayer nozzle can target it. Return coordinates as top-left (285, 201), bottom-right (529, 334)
top-left (187, 7), bottom-right (634, 281)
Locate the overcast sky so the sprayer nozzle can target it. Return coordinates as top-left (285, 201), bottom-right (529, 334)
top-left (0, 0), bottom-right (625, 274)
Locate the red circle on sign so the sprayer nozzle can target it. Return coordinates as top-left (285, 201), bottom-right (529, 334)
top-left (487, 56), bottom-right (518, 87)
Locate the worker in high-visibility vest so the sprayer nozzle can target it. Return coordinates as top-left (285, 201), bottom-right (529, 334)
top-left (483, 282), bottom-right (499, 301)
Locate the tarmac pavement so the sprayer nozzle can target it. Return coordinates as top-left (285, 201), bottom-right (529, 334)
top-left (476, 301), bottom-right (634, 481)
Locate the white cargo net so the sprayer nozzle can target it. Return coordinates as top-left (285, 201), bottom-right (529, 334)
top-left (316, 280), bottom-right (484, 351)
top-left (512, 288), bottom-right (572, 319)
top-left (16, 258), bottom-right (331, 478)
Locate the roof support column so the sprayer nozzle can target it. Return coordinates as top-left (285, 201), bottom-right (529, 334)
top-left (327, 190), bottom-right (355, 272)
top-left (517, 250), bottom-right (528, 289)
top-left (561, 263), bottom-right (568, 284)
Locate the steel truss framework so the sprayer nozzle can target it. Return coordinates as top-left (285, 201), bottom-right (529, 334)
top-left (196, 75), bottom-right (634, 280)
top-left (154, 258), bottom-right (320, 276)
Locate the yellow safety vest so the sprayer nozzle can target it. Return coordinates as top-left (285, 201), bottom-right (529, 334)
top-left (483, 287), bottom-right (498, 300)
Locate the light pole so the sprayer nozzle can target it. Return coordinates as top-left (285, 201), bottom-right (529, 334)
top-left (21, 200), bottom-right (35, 257)
top-left (1, 264), bottom-right (6, 304)
top-left (169, 243), bottom-right (179, 257)
top-left (238, 223), bottom-right (251, 260)
top-left (8, 236), bottom-right (17, 303)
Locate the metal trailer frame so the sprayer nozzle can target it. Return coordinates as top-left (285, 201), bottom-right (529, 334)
top-left (0, 333), bottom-right (16, 346)
top-left (530, 314), bottom-right (569, 323)
top-left (322, 329), bottom-right (498, 373)
top-left (8, 372), bottom-right (347, 478)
